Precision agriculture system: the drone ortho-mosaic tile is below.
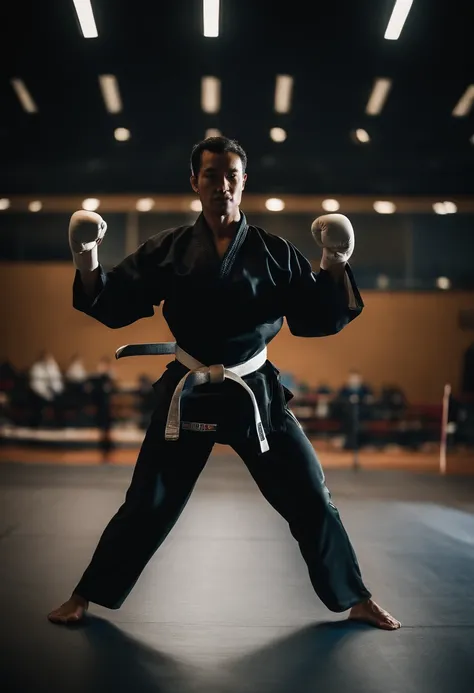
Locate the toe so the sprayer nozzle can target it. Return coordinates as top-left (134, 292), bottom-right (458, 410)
top-left (48, 609), bottom-right (78, 624)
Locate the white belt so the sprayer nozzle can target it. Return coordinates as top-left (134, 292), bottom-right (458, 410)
top-left (165, 346), bottom-right (269, 453)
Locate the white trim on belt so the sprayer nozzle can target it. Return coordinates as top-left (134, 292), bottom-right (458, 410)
top-left (165, 346), bottom-right (269, 453)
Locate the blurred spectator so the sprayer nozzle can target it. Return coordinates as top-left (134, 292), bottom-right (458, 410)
top-left (63, 354), bottom-right (89, 424)
top-left (0, 391), bottom-right (11, 428)
top-left (65, 354), bottom-right (87, 384)
top-left (0, 360), bottom-right (18, 394)
top-left (338, 370), bottom-right (374, 404)
top-left (314, 383), bottom-right (334, 419)
top-left (89, 357), bottom-right (115, 461)
top-left (28, 350), bottom-right (64, 428)
top-left (335, 369), bottom-right (375, 449)
top-left (377, 384), bottom-right (408, 420)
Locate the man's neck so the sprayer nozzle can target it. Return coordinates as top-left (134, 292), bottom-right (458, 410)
top-left (203, 210), bottom-right (241, 239)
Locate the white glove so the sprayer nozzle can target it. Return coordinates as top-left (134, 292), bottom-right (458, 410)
top-left (311, 213), bottom-right (355, 270)
top-left (68, 210), bottom-right (107, 272)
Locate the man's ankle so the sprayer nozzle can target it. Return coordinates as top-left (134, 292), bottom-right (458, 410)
top-left (71, 592), bottom-right (88, 605)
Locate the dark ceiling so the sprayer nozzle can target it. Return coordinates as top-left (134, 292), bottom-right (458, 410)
top-left (1, 0), bottom-right (474, 196)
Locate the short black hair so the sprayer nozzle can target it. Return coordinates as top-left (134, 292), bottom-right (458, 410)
top-left (190, 136), bottom-right (247, 176)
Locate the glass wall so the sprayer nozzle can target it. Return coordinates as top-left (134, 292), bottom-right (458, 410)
top-left (0, 213), bottom-right (127, 267)
top-left (1, 210), bottom-right (473, 290)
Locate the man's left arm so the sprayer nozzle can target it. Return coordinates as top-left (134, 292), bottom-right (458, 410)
top-left (284, 214), bottom-right (364, 337)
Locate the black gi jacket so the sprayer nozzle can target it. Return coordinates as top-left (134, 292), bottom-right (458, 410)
top-left (73, 212), bottom-right (364, 445)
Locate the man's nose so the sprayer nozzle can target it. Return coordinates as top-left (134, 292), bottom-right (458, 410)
top-left (216, 177), bottom-right (230, 191)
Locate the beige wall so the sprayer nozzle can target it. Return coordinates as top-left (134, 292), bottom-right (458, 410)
top-left (1, 263), bottom-right (473, 403)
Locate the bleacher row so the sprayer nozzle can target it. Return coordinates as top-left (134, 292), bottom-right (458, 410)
top-left (291, 397), bottom-right (447, 449)
top-left (1, 375), bottom-right (473, 451)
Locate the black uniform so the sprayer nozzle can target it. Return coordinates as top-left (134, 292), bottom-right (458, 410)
top-left (72, 212), bottom-right (371, 611)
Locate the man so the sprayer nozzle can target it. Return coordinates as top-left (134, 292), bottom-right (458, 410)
top-left (28, 350), bottom-right (64, 428)
top-left (48, 136), bottom-right (400, 630)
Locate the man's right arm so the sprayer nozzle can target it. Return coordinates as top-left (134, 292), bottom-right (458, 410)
top-left (69, 210), bottom-right (157, 328)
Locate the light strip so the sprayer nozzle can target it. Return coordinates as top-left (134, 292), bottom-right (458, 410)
top-left (99, 75), bottom-right (123, 114)
top-left (384, 0), bottom-right (414, 40)
top-left (201, 76), bottom-right (221, 113)
top-left (452, 85), bottom-right (474, 117)
top-left (274, 75), bottom-right (293, 114)
top-left (72, 0), bottom-right (99, 39)
top-left (203, 0), bottom-right (219, 37)
top-left (366, 78), bottom-right (392, 115)
top-left (11, 79), bottom-right (38, 113)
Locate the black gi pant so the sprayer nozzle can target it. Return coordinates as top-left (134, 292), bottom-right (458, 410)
top-left (74, 410), bottom-right (371, 613)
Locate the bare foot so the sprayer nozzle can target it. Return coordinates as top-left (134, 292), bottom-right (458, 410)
top-left (47, 594), bottom-right (89, 625)
top-left (349, 598), bottom-right (401, 630)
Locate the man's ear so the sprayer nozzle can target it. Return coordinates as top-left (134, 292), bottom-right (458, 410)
top-left (190, 175), bottom-right (199, 194)
top-left (242, 173), bottom-right (248, 190)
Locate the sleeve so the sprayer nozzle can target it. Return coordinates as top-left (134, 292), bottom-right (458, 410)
top-left (72, 236), bottom-right (168, 329)
top-left (282, 241), bottom-right (364, 337)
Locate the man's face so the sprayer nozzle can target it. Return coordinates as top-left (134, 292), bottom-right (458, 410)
top-left (348, 372), bottom-right (362, 389)
top-left (191, 150), bottom-right (247, 216)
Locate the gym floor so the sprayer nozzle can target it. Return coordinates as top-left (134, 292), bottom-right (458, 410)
top-left (1, 451), bottom-right (474, 693)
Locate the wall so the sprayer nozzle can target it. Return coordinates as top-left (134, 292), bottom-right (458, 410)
top-left (1, 263), bottom-right (473, 403)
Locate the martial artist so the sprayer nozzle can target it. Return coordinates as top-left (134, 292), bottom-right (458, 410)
top-left (48, 136), bottom-right (400, 630)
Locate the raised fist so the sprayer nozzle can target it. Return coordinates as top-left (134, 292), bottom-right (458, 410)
top-left (311, 213), bottom-right (355, 270)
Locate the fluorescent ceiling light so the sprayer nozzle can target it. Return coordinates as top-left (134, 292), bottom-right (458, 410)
top-left (452, 85), bottom-right (474, 117)
top-left (10, 78), bottom-right (38, 113)
top-left (72, 0), bottom-right (98, 38)
top-left (366, 78), bottom-right (392, 115)
top-left (355, 128), bottom-right (370, 143)
top-left (114, 127), bottom-right (131, 141)
top-left (203, 0), bottom-right (219, 37)
top-left (99, 75), bottom-right (123, 114)
top-left (384, 0), bottom-right (414, 40)
top-left (270, 127), bottom-right (287, 142)
top-left (274, 75), bottom-right (293, 114)
top-left (201, 77), bottom-right (221, 113)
